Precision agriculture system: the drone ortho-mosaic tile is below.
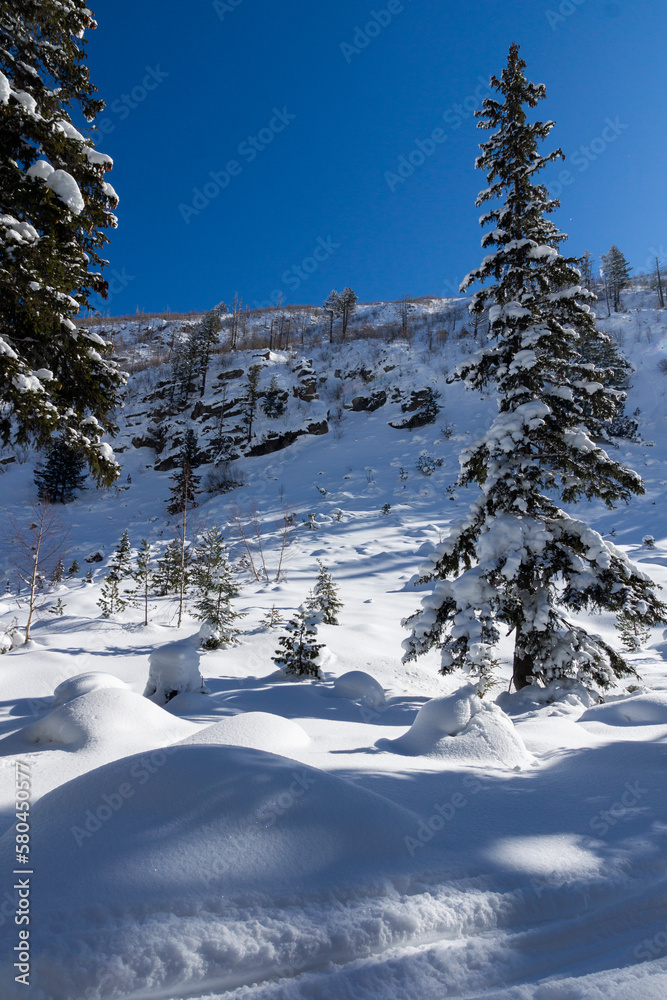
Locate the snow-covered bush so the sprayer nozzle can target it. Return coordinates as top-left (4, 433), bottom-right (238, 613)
top-left (416, 451), bottom-right (443, 476)
top-left (143, 638), bottom-right (209, 705)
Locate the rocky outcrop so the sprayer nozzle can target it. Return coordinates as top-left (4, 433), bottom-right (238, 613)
top-left (348, 390), bottom-right (387, 412)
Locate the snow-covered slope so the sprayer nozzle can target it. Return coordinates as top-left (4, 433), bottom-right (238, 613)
top-left (1, 290), bottom-right (666, 1000)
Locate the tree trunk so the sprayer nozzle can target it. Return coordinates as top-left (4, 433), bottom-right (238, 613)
top-left (512, 631), bottom-right (534, 690)
top-left (656, 257), bottom-right (664, 308)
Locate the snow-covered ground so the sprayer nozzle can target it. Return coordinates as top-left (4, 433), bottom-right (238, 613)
top-left (1, 291), bottom-right (667, 999)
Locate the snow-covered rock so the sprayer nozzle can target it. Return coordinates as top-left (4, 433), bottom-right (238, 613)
top-left (332, 670), bottom-right (386, 707)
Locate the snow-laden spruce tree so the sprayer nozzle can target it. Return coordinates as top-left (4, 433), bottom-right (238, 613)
top-left (191, 526), bottom-right (245, 649)
top-left (403, 43), bottom-right (666, 694)
top-left (0, 2), bottom-right (124, 483)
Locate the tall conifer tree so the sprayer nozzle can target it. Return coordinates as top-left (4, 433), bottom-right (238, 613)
top-left (403, 43), bottom-right (666, 693)
top-left (0, 2), bottom-right (124, 482)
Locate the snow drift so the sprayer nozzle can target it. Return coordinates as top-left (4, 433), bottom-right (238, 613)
top-left (19, 687), bottom-right (196, 749)
top-left (178, 710), bottom-right (311, 752)
top-left (0, 744), bottom-right (420, 999)
top-left (377, 685), bottom-right (535, 768)
top-left (51, 670), bottom-right (129, 706)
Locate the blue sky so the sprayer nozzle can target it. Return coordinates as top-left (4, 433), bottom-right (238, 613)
top-left (86, 0), bottom-right (665, 316)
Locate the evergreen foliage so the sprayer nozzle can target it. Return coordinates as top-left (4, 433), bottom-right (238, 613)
top-left (169, 309), bottom-right (222, 403)
top-left (196, 309), bottom-right (222, 396)
top-left (0, 2), bottom-right (124, 483)
top-left (243, 364), bottom-right (262, 443)
top-left (601, 244), bottom-right (632, 312)
top-left (67, 559), bottom-right (79, 577)
top-left (272, 604), bottom-right (323, 677)
top-left (579, 250), bottom-right (595, 292)
top-left (323, 287), bottom-right (358, 338)
top-left (49, 558), bottom-right (65, 584)
top-left (34, 440), bottom-right (87, 503)
top-left (191, 526), bottom-right (245, 648)
top-left (154, 537), bottom-right (190, 597)
top-left (132, 539), bottom-right (153, 626)
top-left (403, 43), bottom-right (666, 694)
top-left (312, 560), bottom-right (343, 625)
top-left (166, 429), bottom-right (201, 515)
top-left (262, 376), bottom-right (286, 417)
top-left (169, 328), bottom-right (201, 405)
top-left (97, 529), bottom-right (132, 618)
top-left (260, 604), bottom-right (283, 629)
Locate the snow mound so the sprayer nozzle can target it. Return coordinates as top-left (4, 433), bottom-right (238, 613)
top-left (497, 679), bottom-right (598, 715)
top-left (579, 691), bottom-right (667, 727)
top-left (51, 670), bottom-right (129, 707)
top-left (377, 686), bottom-right (535, 768)
top-left (332, 670), bottom-right (386, 707)
top-left (0, 745), bottom-right (420, 998)
top-left (179, 711), bottom-right (310, 751)
top-left (143, 635), bottom-right (209, 705)
top-left (20, 688), bottom-right (195, 749)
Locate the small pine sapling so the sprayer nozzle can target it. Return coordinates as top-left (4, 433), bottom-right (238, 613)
top-left (272, 605), bottom-right (324, 677)
top-left (98, 574), bottom-right (127, 618)
top-left (67, 560), bottom-right (79, 578)
top-left (97, 529), bottom-right (133, 618)
top-left (132, 539), bottom-right (154, 626)
top-left (49, 559), bottom-right (65, 585)
top-left (260, 604), bottom-right (283, 629)
top-left (313, 560), bottom-right (343, 625)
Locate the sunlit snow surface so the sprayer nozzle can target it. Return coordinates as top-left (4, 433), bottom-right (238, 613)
top-left (0, 292), bottom-right (666, 999)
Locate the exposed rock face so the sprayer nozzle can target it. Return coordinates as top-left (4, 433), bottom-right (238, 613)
top-left (348, 390), bottom-right (387, 412)
top-left (390, 388), bottom-right (440, 430)
top-left (292, 357), bottom-right (319, 400)
top-left (247, 420), bottom-right (328, 458)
